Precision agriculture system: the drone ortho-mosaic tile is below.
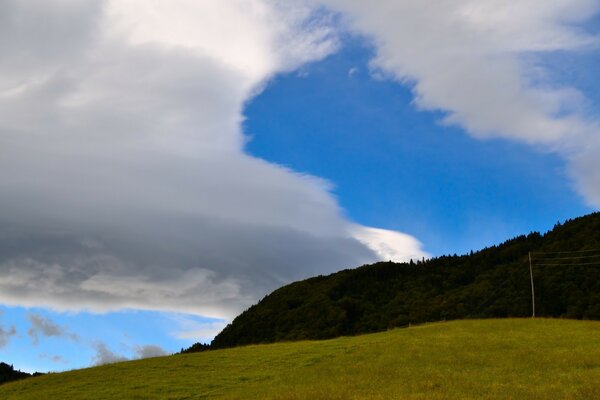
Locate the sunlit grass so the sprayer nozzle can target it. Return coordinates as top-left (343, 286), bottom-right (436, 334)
top-left (1, 319), bottom-right (599, 399)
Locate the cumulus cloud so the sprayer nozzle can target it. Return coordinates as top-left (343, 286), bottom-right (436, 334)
top-left (27, 314), bottom-right (79, 345)
top-left (91, 342), bottom-right (128, 366)
top-left (318, 0), bottom-right (600, 205)
top-left (0, 0), bottom-right (426, 320)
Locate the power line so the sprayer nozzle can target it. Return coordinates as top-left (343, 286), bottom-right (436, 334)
top-left (528, 252), bottom-right (535, 318)
top-left (467, 266), bottom-right (520, 319)
top-left (532, 254), bottom-right (600, 261)
top-left (533, 262), bottom-right (600, 267)
top-left (531, 248), bottom-right (600, 255)
top-left (527, 248), bottom-right (600, 318)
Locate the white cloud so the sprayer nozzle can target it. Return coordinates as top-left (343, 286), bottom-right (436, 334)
top-left (351, 226), bottom-right (429, 263)
top-left (0, 1), bottom-right (426, 321)
top-left (318, 0), bottom-right (600, 205)
top-left (170, 315), bottom-right (227, 342)
top-left (106, 0), bottom-right (338, 83)
top-left (91, 342), bottom-right (128, 366)
top-left (133, 344), bottom-right (167, 359)
top-left (569, 139), bottom-right (600, 204)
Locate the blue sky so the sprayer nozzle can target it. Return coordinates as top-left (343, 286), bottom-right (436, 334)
top-left (0, 1), bottom-right (599, 373)
top-left (246, 37), bottom-right (592, 255)
top-left (0, 305), bottom-right (223, 373)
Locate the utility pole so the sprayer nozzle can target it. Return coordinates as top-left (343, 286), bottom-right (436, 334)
top-left (528, 251), bottom-right (535, 318)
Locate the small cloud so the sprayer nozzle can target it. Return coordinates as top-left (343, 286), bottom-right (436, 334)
top-left (351, 225), bottom-right (429, 263)
top-left (91, 342), bottom-right (128, 366)
top-left (348, 67), bottom-right (359, 77)
top-left (27, 314), bottom-right (79, 345)
top-left (0, 324), bottom-right (17, 348)
top-left (39, 353), bottom-right (68, 364)
top-left (176, 322), bottom-right (227, 341)
top-left (133, 345), bottom-right (167, 359)
top-left (169, 314), bottom-right (227, 341)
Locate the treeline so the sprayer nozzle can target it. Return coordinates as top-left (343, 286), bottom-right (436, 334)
top-left (183, 212), bottom-right (600, 352)
top-left (179, 343), bottom-right (210, 354)
top-left (0, 362), bottom-right (41, 385)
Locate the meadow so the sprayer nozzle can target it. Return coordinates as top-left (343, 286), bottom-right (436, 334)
top-left (1, 319), bottom-right (599, 399)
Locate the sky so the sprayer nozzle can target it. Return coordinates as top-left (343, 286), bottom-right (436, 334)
top-left (0, 0), bottom-right (599, 372)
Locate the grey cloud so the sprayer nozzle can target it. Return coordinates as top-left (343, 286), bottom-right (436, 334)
top-left (92, 342), bottom-right (128, 366)
top-left (27, 314), bottom-right (79, 345)
top-left (40, 353), bottom-right (67, 364)
top-left (0, 0), bottom-right (102, 86)
top-left (134, 345), bottom-right (167, 359)
top-left (0, 324), bottom-right (16, 348)
top-left (0, 1), bottom-right (427, 321)
top-left (0, 217), bottom-right (373, 318)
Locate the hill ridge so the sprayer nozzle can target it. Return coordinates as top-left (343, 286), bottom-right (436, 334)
top-left (208, 212), bottom-right (600, 349)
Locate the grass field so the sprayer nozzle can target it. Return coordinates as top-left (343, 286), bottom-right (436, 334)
top-left (1, 319), bottom-right (599, 399)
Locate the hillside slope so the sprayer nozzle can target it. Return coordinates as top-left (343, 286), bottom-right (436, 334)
top-left (1, 319), bottom-right (599, 399)
top-left (212, 212), bottom-right (600, 348)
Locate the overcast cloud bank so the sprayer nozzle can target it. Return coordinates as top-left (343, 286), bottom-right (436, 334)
top-left (1, 0), bottom-right (597, 323)
top-left (0, 0), bottom-right (427, 320)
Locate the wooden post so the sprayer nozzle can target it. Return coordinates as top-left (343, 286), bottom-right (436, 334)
top-left (528, 251), bottom-right (535, 318)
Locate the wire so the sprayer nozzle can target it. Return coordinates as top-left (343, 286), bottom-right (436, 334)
top-left (466, 282), bottom-right (506, 318)
top-left (532, 254), bottom-right (600, 261)
top-left (465, 266), bottom-right (522, 318)
top-left (533, 262), bottom-right (600, 267)
top-left (531, 248), bottom-right (600, 255)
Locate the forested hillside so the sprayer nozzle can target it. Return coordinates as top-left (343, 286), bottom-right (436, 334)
top-left (209, 212), bottom-right (600, 349)
top-left (0, 363), bottom-right (35, 385)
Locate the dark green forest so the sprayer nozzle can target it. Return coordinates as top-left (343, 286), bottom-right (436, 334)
top-left (0, 362), bottom-right (38, 385)
top-left (197, 212), bottom-right (600, 350)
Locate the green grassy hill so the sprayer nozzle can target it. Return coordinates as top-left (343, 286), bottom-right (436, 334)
top-left (1, 319), bottom-right (599, 399)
